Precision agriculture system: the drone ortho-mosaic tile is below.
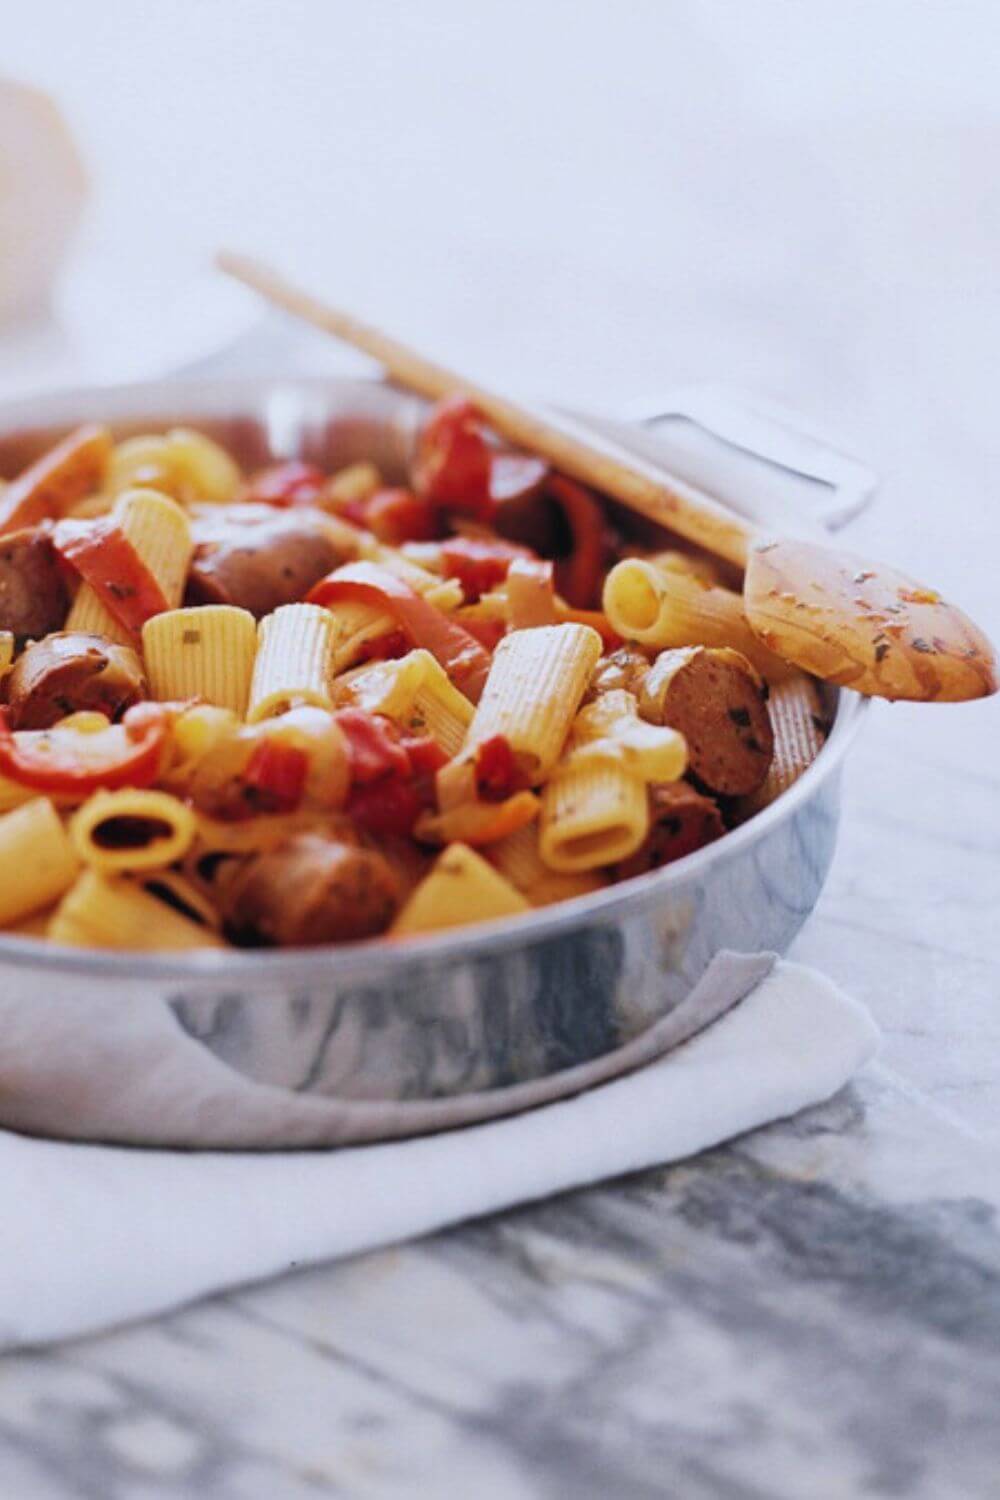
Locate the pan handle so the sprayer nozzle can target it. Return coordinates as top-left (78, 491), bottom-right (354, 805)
top-left (619, 382), bottom-right (877, 534)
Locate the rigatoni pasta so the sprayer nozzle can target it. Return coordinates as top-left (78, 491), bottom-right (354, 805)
top-left (48, 870), bottom-right (224, 950)
top-left (391, 842), bottom-right (529, 935)
top-left (248, 603), bottom-right (335, 721)
top-left (143, 605), bottom-right (257, 715)
top-left (0, 798), bottom-right (79, 926)
top-left (66, 487), bottom-right (193, 646)
top-left (70, 788), bottom-right (197, 874)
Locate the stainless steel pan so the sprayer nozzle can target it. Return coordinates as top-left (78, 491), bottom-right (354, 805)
top-left (0, 378), bottom-right (869, 1147)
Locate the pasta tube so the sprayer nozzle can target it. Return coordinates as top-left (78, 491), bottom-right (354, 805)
top-left (0, 631), bottom-right (13, 677)
top-left (48, 870), bottom-right (224, 950)
top-left (488, 823), bottom-right (605, 906)
top-left (0, 798), bottom-right (80, 926)
top-left (461, 623), bottom-right (602, 784)
top-left (108, 428), bottom-right (241, 504)
top-left (70, 789), bottom-right (197, 874)
top-left (570, 689), bottom-right (687, 783)
top-left (143, 605), bottom-right (257, 716)
top-left (248, 604), bottom-right (335, 722)
top-left (66, 487), bottom-right (193, 646)
top-left (738, 673), bottom-right (827, 816)
top-left (342, 649), bottom-right (474, 756)
top-left (540, 756), bottom-right (649, 872)
top-left (391, 843), bottom-right (529, 935)
top-left (603, 559), bottom-right (792, 682)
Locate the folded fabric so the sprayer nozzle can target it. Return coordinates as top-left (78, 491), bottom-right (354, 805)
top-left (0, 960), bottom-right (877, 1349)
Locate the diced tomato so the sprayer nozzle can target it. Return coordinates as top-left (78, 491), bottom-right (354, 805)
top-left (53, 519), bottom-right (171, 638)
top-left (474, 734), bottom-right (519, 801)
top-left (0, 703), bottom-right (167, 795)
top-left (489, 452), bottom-right (549, 504)
top-left (440, 535), bottom-right (532, 601)
top-left (242, 739), bottom-right (309, 813)
top-left (241, 460), bottom-right (327, 508)
top-left (363, 487), bottom-right (438, 545)
top-left (308, 561), bottom-right (492, 701)
top-left (333, 708), bottom-right (411, 784)
top-left (356, 628), bottom-right (410, 663)
top-left (412, 395), bottom-right (493, 520)
top-left (400, 736), bottom-right (449, 777)
top-left (459, 615), bottom-right (507, 652)
top-left (346, 777), bottom-right (422, 837)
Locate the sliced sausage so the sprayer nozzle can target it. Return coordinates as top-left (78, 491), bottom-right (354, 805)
top-left (611, 782), bottom-right (725, 880)
top-left (639, 645), bottom-right (773, 796)
top-left (5, 632), bottom-right (146, 729)
top-left (185, 504), bottom-right (358, 619)
top-left (585, 644), bottom-right (651, 702)
top-left (219, 832), bottom-right (400, 947)
top-left (0, 527), bottom-right (70, 641)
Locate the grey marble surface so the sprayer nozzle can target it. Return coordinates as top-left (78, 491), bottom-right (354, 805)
top-left (4, 6), bottom-right (1000, 1494)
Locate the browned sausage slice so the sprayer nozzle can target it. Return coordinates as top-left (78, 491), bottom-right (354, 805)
top-left (639, 645), bottom-right (773, 796)
top-left (220, 832), bottom-right (401, 946)
top-left (612, 781), bottom-right (725, 879)
top-left (0, 528), bottom-right (70, 642)
top-left (185, 504), bottom-right (358, 619)
top-left (5, 633), bottom-right (146, 729)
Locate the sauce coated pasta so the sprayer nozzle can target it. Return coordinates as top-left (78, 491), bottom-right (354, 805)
top-left (0, 398), bottom-right (827, 950)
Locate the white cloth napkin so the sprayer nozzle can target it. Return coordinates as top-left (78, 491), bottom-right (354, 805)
top-left (0, 960), bottom-right (876, 1349)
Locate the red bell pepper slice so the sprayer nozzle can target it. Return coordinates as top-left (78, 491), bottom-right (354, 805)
top-left (474, 734), bottom-right (520, 801)
top-left (0, 424), bottom-right (112, 536)
top-left (489, 452), bottom-right (549, 504)
top-left (336, 711), bottom-right (447, 835)
top-left (241, 460), bottom-right (327, 508)
top-left (412, 396), bottom-right (493, 521)
top-left (54, 519), bottom-right (171, 638)
top-left (241, 739), bottom-right (309, 813)
top-left (440, 535), bottom-right (533, 601)
top-left (546, 473), bottom-right (608, 609)
top-left (0, 703), bottom-right (167, 795)
top-left (346, 777), bottom-right (423, 837)
top-left (362, 487), bottom-right (438, 545)
top-left (308, 560), bottom-right (492, 701)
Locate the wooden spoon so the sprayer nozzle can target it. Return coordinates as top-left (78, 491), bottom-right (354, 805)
top-left (218, 252), bottom-right (997, 702)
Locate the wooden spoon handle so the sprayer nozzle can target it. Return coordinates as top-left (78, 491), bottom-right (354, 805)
top-left (218, 252), bottom-right (756, 568)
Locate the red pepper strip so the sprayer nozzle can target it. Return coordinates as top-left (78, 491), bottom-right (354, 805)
top-left (308, 561), bottom-right (492, 702)
top-left (475, 734), bottom-right (520, 801)
top-left (333, 708), bottom-right (411, 784)
top-left (363, 487), bottom-right (439, 545)
top-left (0, 424), bottom-right (112, 537)
top-left (412, 395), bottom-right (493, 521)
top-left (241, 740), bottom-right (309, 813)
top-left (54, 519), bottom-right (171, 637)
top-left (241, 460), bottom-right (327, 508)
top-left (458, 614), bottom-right (507, 652)
top-left (489, 452), bottom-right (549, 505)
top-left (0, 703), bottom-right (166, 794)
top-left (440, 535), bottom-right (533, 601)
top-left (545, 473), bottom-right (608, 608)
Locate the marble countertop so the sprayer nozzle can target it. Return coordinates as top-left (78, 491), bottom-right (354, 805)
top-left (3, 6), bottom-right (1000, 1494)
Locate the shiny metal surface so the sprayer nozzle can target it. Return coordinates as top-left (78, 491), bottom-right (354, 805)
top-left (0, 378), bottom-right (868, 1147)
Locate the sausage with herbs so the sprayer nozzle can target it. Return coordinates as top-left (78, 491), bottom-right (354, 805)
top-left (611, 781), bottom-right (724, 879)
top-left (0, 527), bottom-right (70, 641)
top-left (5, 632), bottom-right (146, 730)
top-left (639, 645), bottom-right (773, 796)
top-left (185, 504), bottom-right (358, 619)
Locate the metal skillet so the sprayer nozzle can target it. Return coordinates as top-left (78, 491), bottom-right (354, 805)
top-left (0, 377), bottom-right (869, 1148)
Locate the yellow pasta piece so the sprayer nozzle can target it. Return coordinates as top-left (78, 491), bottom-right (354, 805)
top-left (108, 429), bottom-right (241, 504)
top-left (66, 487), bottom-right (194, 647)
top-left (0, 798), bottom-right (80, 926)
top-left (391, 843), bottom-right (529, 936)
top-left (343, 649), bottom-right (474, 757)
top-left (326, 461), bottom-right (382, 510)
top-left (4, 906), bottom-right (58, 939)
top-left (461, 623), bottom-right (602, 784)
top-left (48, 870), bottom-right (224, 950)
top-left (0, 631), bottom-right (14, 677)
top-left (143, 605), bottom-right (257, 715)
top-left (570, 689), bottom-right (687, 783)
top-left (70, 789), bottom-right (197, 874)
top-left (191, 810), bottom-right (321, 856)
top-left (248, 604), bottom-right (335, 722)
top-left (738, 673), bottom-right (827, 816)
top-left (603, 559), bottom-right (792, 682)
top-left (488, 823), bottom-right (605, 907)
top-left (540, 756), bottom-right (649, 873)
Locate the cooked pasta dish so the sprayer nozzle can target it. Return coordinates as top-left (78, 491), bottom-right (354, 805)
top-left (0, 398), bottom-right (825, 951)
